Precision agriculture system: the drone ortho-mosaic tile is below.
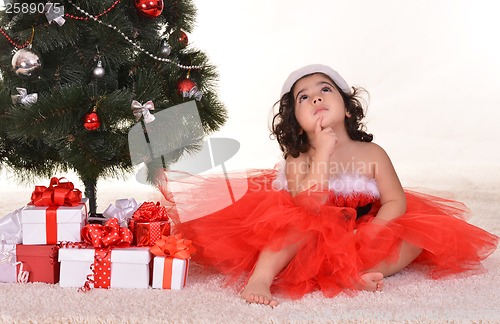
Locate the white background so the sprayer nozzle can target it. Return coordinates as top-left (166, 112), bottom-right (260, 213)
top-left (189, 0), bottom-right (500, 174)
top-left (1, 0), bottom-right (500, 194)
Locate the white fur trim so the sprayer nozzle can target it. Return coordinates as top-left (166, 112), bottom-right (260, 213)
top-left (272, 161), bottom-right (380, 197)
top-left (272, 160), bottom-right (289, 191)
top-left (328, 173), bottom-right (380, 198)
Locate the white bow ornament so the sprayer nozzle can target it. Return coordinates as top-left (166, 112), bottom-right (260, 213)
top-left (131, 100), bottom-right (156, 124)
top-left (102, 198), bottom-right (140, 228)
top-left (11, 88), bottom-right (38, 105)
top-left (45, 2), bottom-right (66, 26)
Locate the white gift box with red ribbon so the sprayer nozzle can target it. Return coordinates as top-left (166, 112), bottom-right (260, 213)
top-left (152, 256), bottom-right (189, 290)
top-left (58, 246), bottom-right (151, 289)
top-left (21, 198), bottom-right (89, 245)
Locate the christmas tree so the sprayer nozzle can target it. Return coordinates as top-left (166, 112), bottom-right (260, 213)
top-left (0, 0), bottom-right (227, 215)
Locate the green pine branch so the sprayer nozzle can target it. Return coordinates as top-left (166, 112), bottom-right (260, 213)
top-left (0, 0), bottom-right (227, 214)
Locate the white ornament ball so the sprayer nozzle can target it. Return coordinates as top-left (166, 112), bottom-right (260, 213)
top-left (93, 61), bottom-right (105, 78)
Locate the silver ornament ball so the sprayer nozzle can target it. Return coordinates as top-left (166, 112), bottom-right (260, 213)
top-left (93, 60), bottom-right (105, 78)
top-left (159, 41), bottom-right (171, 57)
top-left (11, 48), bottom-right (42, 76)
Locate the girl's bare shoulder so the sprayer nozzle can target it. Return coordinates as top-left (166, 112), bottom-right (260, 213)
top-left (353, 141), bottom-right (389, 160)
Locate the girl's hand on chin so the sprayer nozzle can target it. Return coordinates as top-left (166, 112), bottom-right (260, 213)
top-left (313, 117), bottom-right (337, 158)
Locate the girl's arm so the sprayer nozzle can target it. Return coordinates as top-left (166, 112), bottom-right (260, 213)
top-left (368, 144), bottom-right (407, 223)
top-left (286, 118), bottom-right (337, 197)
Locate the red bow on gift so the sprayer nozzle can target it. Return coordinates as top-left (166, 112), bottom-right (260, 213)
top-left (132, 201), bottom-right (170, 222)
top-left (150, 234), bottom-right (196, 260)
top-left (30, 177), bottom-right (82, 207)
top-left (81, 218), bottom-right (133, 248)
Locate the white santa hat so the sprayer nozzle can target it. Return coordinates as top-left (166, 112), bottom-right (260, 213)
top-left (280, 64), bottom-right (351, 97)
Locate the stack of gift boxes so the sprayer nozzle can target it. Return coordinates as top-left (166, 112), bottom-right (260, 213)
top-left (0, 177), bottom-right (193, 291)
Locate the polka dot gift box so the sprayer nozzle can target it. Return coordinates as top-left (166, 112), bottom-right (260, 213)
top-left (58, 218), bottom-right (151, 289)
top-left (129, 201), bottom-right (171, 247)
top-left (58, 246), bottom-right (151, 289)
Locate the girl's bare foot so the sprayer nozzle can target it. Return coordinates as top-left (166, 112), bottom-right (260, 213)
top-left (241, 277), bottom-right (278, 307)
top-left (358, 272), bottom-right (384, 291)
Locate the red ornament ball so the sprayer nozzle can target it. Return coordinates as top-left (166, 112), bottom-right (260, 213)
top-left (177, 31), bottom-right (188, 48)
top-left (170, 30), bottom-right (188, 49)
top-left (177, 77), bottom-right (203, 101)
top-left (84, 112), bottom-right (101, 131)
top-left (135, 0), bottom-right (164, 18)
top-left (177, 78), bottom-right (196, 94)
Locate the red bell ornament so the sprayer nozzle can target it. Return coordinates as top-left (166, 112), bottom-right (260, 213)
top-left (84, 112), bottom-right (101, 131)
top-left (135, 0), bottom-right (164, 18)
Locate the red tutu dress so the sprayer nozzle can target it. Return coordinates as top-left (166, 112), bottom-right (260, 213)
top-left (168, 165), bottom-right (498, 299)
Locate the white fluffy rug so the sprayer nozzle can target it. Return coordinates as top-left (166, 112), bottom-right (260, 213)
top-left (0, 165), bottom-right (499, 323)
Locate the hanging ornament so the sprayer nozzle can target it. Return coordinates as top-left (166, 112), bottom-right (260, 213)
top-left (11, 87), bottom-right (38, 105)
top-left (84, 105), bottom-right (101, 131)
top-left (93, 60), bottom-right (105, 78)
top-left (44, 2), bottom-right (66, 26)
top-left (11, 46), bottom-right (42, 76)
top-left (158, 40), bottom-right (171, 57)
top-left (177, 72), bottom-right (203, 101)
top-left (131, 100), bottom-right (155, 124)
top-left (92, 46), bottom-right (105, 78)
top-left (170, 30), bottom-right (189, 49)
top-left (65, 0), bottom-right (204, 70)
top-left (135, 0), bottom-right (163, 18)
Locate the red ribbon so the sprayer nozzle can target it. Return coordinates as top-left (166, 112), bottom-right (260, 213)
top-left (77, 218), bottom-right (133, 290)
top-left (81, 218), bottom-right (133, 248)
top-left (30, 177), bottom-right (83, 244)
top-left (45, 206), bottom-right (58, 244)
top-left (133, 220), bottom-right (170, 247)
top-left (161, 257), bottom-right (189, 290)
top-left (132, 201), bottom-right (170, 222)
top-left (92, 248), bottom-right (112, 288)
top-left (149, 233), bottom-right (196, 260)
top-left (30, 177), bottom-right (82, 207)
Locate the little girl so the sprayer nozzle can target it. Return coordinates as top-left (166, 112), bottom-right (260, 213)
top-left (168, 64), bottom-right (498, 307)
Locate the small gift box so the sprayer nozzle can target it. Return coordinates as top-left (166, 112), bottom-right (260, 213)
top-left (21, 177), bottom-right (88, 245)
top-left (59, 218), bottom-right (150, 289)
top-left (0, 242), bottom-right (18, 283)
top-left (0, 254), bottom-right (17, 282)
top-left (1, 208), bottom-right (24, 283)
top-left (130, 201), bottom-right (171, 247)
top-left (150, 234), bottom-right (195, 290)
top-left (16, 244), bottom-right (60, 283)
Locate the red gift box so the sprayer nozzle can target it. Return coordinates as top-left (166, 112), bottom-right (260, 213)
top-left (130, 220), bottom-right (170, 247)
top-left (130, 202), bottom-right (171, 246)
top-left (15, 244), bottom-right (60, 283)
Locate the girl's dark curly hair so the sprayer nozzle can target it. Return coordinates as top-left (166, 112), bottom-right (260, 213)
top-left (271, 73), bottom-right (373, 159)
